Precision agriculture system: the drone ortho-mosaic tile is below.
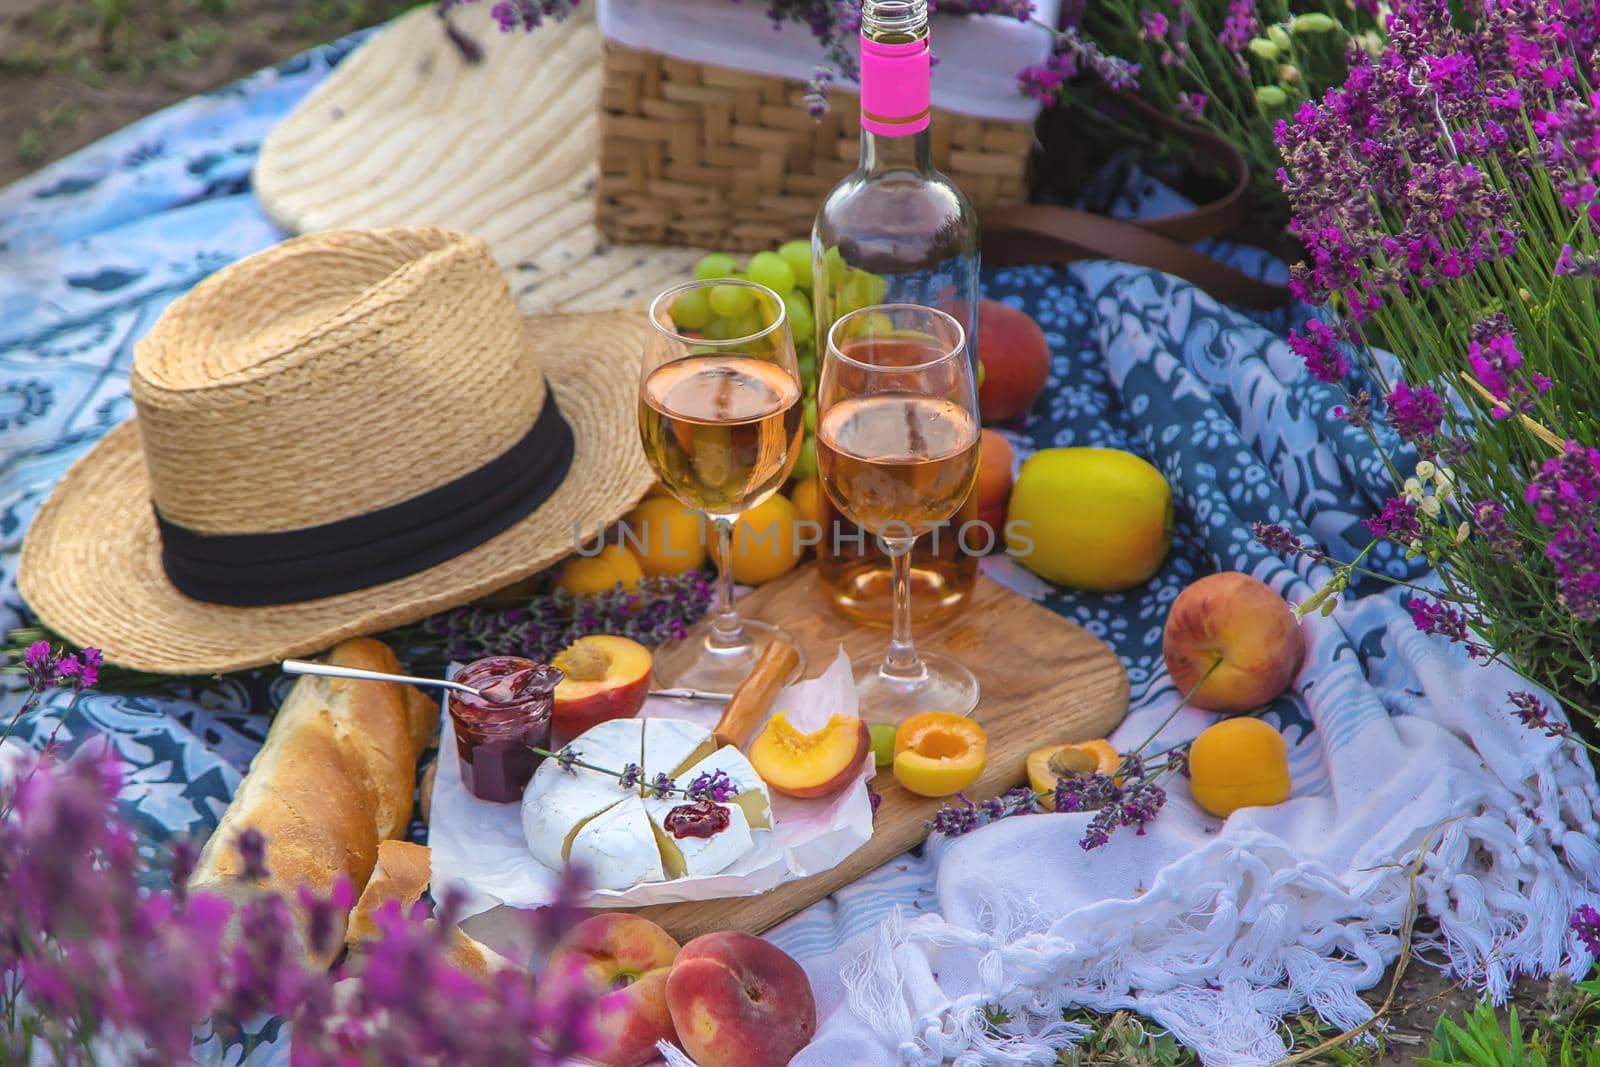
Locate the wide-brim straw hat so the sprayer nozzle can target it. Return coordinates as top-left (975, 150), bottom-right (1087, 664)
top-left (19, 227), bottom-right (653, 674)
top-left (252, 3), bottom-right (700, 317)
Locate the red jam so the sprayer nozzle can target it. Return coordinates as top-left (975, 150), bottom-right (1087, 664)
top-left (663, 800), bottom-right (732, 840)
top-left (448, 657), bottom-right (562, 804)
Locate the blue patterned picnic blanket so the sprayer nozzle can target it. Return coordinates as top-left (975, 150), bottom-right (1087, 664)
top-left (2, 36), bottom-right (1596, 1066)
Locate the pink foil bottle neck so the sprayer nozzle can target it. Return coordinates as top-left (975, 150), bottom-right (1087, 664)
top-left (859, 34), bottom-right (931, 137)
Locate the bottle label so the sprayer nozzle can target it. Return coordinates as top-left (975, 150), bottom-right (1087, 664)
top-left (859, 35), bottom-right (931, 137)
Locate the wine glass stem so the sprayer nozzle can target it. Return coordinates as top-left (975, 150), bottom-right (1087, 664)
top-left (707, 516), bottom-right (747, 651)
top-left (881, 535), bottom-right (924, 682)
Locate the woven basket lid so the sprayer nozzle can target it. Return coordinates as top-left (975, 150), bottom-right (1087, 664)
top-left (253, 2), bottom-right (700, 315)
top-left (18, 227), bottom-right (654, 674)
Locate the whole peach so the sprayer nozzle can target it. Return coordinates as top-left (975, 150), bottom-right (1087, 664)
top-left (537, 913), bottom-right (680, 1067)
top-left (976, 298), bottom-right (1050, 423)
top-left (973, 429), bottom-right (1015, 550)
top-left (665, 931), bottom-right (817, 1067)
top-left (1162, 572), bottom-right (1304, 713)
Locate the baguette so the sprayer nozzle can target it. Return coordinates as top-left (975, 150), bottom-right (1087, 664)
top-left (346, 840), bottom-right (513, 982)
top-left (188, 637), bottom-right (436, 967)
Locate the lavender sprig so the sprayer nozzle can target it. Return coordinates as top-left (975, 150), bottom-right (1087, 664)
top-left (928, 762), bottom-right (1183, 851)
top-left (617, 762), bottom-right (643, 790)
top-left (391, 572), bottom-right (714, 675)
top-left (685, 769), bottom-right (741, 803)
top-left (530, 746), bottom-right (738, 802)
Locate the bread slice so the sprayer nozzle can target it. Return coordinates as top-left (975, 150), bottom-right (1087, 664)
top-left (345, 840), bottom-right (512, 980)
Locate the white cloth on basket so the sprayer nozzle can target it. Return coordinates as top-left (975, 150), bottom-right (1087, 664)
top-left (596, 0), bottom-right (1059, 124)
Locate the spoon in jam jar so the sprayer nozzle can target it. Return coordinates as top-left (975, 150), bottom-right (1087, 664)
top-left (280, 660), bottom-right (732, 704)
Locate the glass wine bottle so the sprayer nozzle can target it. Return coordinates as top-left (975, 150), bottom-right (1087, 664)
top-left (811, 0), bottom-right (983, 629)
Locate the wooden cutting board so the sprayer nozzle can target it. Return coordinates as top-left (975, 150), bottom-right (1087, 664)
top-left (632, 564), bottom-right (1129, 942)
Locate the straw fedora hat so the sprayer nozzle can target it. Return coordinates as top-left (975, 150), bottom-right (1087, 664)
top-left (18, 227), bottom-right (653, 674)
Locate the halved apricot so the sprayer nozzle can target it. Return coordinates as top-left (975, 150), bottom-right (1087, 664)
top-left (748, 712), bottom-right (870, 799)
top-left (1026, 738), bottom-right (1121, 795)
top-left (892, 712), bottom-right (987, 798)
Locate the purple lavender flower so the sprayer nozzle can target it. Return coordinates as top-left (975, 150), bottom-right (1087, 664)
top-left (1526, 442), bottom-right (1600, 527)
top-left (1385, 381), bottom-right (1445, 448)
top-left (1508, 690), bottom-right (1568, 738)
top-left (1364, 497), bottom-right (1422, 543)
top-left (1139, 9), bottom-right (1169, 42)
top-left (169, 836), bottom-right (199, 901)
top-left (1473, 499), bottom-right (1522, 561)
top-left (1408, 597), bottom-right (1490, 660)
top-left (555, 745), bottom-right (581, 774)
top-left (1218, 0), bottom-right (1258, 60)
top-left (1526, 442), bottom-right (1600, 619)
top-left (617, 763), bottom-right (642, 790)
top-left (1117, 781), bottom-right (1166, 837)
top-left (54, 652), bottom-right (96, 691)
top-left (1554, 244), bottom-right (1600, 276)
top-left (474, 0), bottom-right (581, 32)
top-left (1287, 319), bottom-right (1350, 384)
top-left (1467, 321), bottom-right (1547, 419)
top-left (1334, 389), bottom-right (1373, 429)
top-left (233, 827), bottom-right (270, 882)
top-left (1252, 521), bottom-right (1304, 555)
top-left (1176, 91), bottom-right (1207, 122)
top-left (405, 574), bottom-right (713, 674)
top-left (299, 879), bottom-right (357, 960)
top-left (1016, 26), bottom-right (1140, 102)
top-left (21, 640), bottom-right (56, 690)
top-left (1573, 904), bottom-right (1600, 956)
top-left (804, 65), bottom-right (833, 119)
top-left (1079, 809), bottom-right (1115, 851)
top-left (686, 769), bottom-right (741, 803)
top-left (927, 794), bottom-right (980, 835)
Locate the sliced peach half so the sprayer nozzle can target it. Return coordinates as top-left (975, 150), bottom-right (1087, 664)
top-left (892, 712), bottom-right (987, 798)
top-left (551, 635), bottom-right (652, 744)
top-left (1026, 738), bottom-right (1121, 796)
top-left (747, 712), bottom-right (870, 799)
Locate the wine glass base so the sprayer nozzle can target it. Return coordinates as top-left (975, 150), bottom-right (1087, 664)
top-left (851, 651), bottom-right (979, 725)
top-left (652, 618), bottom-right (805, 695)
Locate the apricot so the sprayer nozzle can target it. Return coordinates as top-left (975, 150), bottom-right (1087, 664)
top-left (976, 298), bottom-right (1050, 423)
top-left (1026, 738), bottom-right (1120, 796)
top-left (623, 496), bottom-right (707, 578)
top-left (665, 931), bottom-right (816, 1067)
top-left (551, 635), bottom-right (653, 744)
top-left (1163, 572), bottom-right (1304, 713)
top-left (730, 494), bottom-right (804, 585)
top-left (536, 913), bottom-right (681, 1067)
top-left (747, 712), bottom-right (870, 799)
top-left (1187, 716), bottom-right (1291, 817)
top-left (892, 712), bottom-right (987, 798)
top-left (789, 476), bottom-right (826, 532)
top-left (556, 543), bottom-right (643, 596)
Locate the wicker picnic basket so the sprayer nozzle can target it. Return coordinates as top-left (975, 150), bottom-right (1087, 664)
top-left (596, 42), bottom-right (1036, 252)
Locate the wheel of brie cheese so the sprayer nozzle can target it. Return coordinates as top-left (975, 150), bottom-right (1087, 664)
top-left (521, 717), bottom-right (773, 890)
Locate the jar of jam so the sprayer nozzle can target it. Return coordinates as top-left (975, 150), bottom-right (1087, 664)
top-left (448, 657), bottom-right (562, 804)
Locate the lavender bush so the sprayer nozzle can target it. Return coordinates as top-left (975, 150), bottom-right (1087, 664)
top-left (1262, 0), bottom-right (1600, 732)
top-left (0, 646), bottom-right (598, 1064)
